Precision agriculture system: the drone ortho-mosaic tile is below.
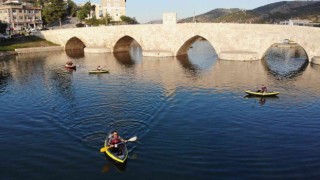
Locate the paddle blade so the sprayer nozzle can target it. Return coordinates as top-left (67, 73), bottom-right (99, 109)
top-left (100, 147), bottom-right (107, 153)
top-left (127, 136), bottom-right (137, 142)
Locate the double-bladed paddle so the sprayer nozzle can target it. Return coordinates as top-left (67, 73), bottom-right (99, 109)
top-left (100, 136), bottom-right (137, 153)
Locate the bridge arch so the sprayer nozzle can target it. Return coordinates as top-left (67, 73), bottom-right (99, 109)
top-left (260, 37), bottom-right (311, 61)
top-left (176, 35), bottom-right (217, 56)
top-left (113, 35), bottom-right (142, 53)
top-left (65, 37), bottom-right (86, 50)
top-left (262, 41), bottom-right (309, 77)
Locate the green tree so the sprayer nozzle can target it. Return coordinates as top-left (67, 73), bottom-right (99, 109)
top-left (76, 9), bottom-right (87, 22)
top-left (84, 13), bottom-right (113, 26)
top-left (76, 2), bottom-right (92, 22)
top-left (42, 0), bottom-right (67, 27)
top-left (66, 0), bottom-right (77, 17)
top-left (104, 12), bottom-right (112, 25)
top-left (120, 15), bottom-right (139, 24)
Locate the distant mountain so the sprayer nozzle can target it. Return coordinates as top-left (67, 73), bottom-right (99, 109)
top-left (146, 20), bottom-right (162, 24)
top-left (178, 1), bottom-right (320, 24)
top-left (252, 1), bottom-right (316, 15)
top-left (179, 8), bottom-right (241, 23)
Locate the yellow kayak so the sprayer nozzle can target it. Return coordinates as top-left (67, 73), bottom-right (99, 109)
top-left (245, 90), bottom-right (280, 97)
top-left (101, 138), bottom-right (128, 163)
top-left (88, 70), bottom-right (109, 74)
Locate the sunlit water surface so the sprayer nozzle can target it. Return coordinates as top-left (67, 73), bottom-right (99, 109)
top-left (1, 41), bottom-right (320, 179)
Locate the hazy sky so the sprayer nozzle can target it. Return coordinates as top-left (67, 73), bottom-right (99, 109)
top-left (86, 0), bottom-right (294, 23)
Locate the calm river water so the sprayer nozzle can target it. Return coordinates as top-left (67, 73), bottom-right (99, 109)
top-left (1, 41), bottom-right (320, 179)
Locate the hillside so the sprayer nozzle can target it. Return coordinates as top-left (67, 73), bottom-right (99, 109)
top-left (179, 1), bottom-right (320, 24)
top-left (179, 8), bottom-right (241, 23)
top-left (252, 1), bottom-right (315, 15)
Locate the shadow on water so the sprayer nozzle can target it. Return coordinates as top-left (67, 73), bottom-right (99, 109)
top-left (0, 58), bottom-right (12, 92)
top-left (0, 69), bottom-right (11, 93)
top-left (263, 44), bottom-right (308, 79)
top-left (176, 55), bottom-right (200, 77)
top-left (102, 157), bottom-right (127, 173)
top-left (49, 67), bottom-right (75, 102)
top-left (114, 52), bottom-right (135, 68)
top-left (66, 49), bottom-right (85, 59)
top-left (310, 63), bottom-right (320, 70)
top-left (244, 95), bottom-right (279, 106)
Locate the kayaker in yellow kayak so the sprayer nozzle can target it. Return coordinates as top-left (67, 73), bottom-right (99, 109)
top-left (108, 131), bottom-right (128, 155)
top-left (257, 84), bottom-right (267, 93)
top-left (97, 65), bottom-right (102, 71)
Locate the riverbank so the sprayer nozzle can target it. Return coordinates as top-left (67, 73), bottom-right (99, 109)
top-left (0, 35), bottom-right (59, 53)
top-left (0, 51), bottom-right (17, 57)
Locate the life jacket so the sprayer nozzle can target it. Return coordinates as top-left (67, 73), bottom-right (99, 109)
top-left (110, 136), bottom-right (121, 145)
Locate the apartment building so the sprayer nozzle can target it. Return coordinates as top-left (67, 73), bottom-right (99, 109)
top-left (95, 0), bottom-right (126, 21)
top-left (0, 1), bottom-right (42, 32)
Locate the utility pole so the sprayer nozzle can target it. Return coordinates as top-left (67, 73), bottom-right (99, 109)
top-left (193, 11), bottom-right (196, 23)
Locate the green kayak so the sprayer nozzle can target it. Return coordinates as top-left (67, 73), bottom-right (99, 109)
top-left (245, 90), bottom-right (280, 97)
top-left (88, 70), bottom-right (109, 74)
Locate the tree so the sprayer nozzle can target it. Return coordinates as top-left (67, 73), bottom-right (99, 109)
top-left (66, 0), bottom-right (77, 17)
top-left (104, 12), bottom-right (112, 25)
top-left (76, 2), bottom-right (92, 22)
top-left (84, 13), bottom-right (113, 26)
top-left (42, 0), bottom-right (67, 27)
top-left (76, 9), bottom-right (87, 22)
top-left (120, 15), bottom-right (139, 24)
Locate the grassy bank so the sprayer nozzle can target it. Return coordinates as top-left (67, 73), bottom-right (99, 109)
top-left (0, 36), bottom-right (58, 51)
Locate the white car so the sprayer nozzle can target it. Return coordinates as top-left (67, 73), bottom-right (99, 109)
top-left (0, 34), bottom-right (11, 39)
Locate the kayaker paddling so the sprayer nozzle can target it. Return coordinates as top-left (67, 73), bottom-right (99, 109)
top-left (257, 84), bottom-right (267, 93)
top-left (100, 133), bottom-right (137, 163)
top-left (108, 131), bottom-right (127, 155)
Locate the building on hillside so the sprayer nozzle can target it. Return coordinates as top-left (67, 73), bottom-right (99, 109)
top-left (0, 1), bottom-right (42, 32)
top-left (95, 0), bottom-right (126, 22)
top-left (280, 19), bottom-right (312, 26)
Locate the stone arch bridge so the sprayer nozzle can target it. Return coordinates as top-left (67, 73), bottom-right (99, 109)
top-left (36, 23), bottom-right (320, 63)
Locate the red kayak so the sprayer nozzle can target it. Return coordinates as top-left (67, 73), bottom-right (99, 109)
top-left (65, 64), bottom-right (76, 69)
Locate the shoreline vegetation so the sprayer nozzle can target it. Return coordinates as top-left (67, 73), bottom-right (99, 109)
top-left (0, 36), bottom-right (58, 52)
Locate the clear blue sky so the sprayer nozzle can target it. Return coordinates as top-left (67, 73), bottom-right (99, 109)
top-left (86, 0), bottom-right (293, 23)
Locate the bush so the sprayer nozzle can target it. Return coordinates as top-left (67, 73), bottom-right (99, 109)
top-left (76, 23), bottom-right (85, 28)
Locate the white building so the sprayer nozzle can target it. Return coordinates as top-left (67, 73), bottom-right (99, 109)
top-left (280, 19), bottom-right (312, 26)
top-left (95, 0), bottom-right (126, 21)
top-left (0, 1), bottom-right (42, 32)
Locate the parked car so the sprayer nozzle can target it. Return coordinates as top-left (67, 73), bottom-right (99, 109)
top-left (0, 34), bottom-right (11, 40)
top-left (11, 34), bottom-right (24, 39)
top-left (40, 27), bottom-right (49, 31)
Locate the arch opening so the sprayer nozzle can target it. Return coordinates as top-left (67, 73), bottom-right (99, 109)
top-left (262, 42), bottom-right (309, 78)
top-left (176, 35), bottom-right (217, 57)
top-left (176, 36), bottom-right (217, 72)
top-left (113, 36), bottom-right (142, 65)
top-left (113, 36), bottom-right (142, 53)
top-left (65, 37), bottom-right (86, 50)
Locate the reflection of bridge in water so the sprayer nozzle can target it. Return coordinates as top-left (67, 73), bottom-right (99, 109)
top-left (4, 48), bottom-right (320, 98)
